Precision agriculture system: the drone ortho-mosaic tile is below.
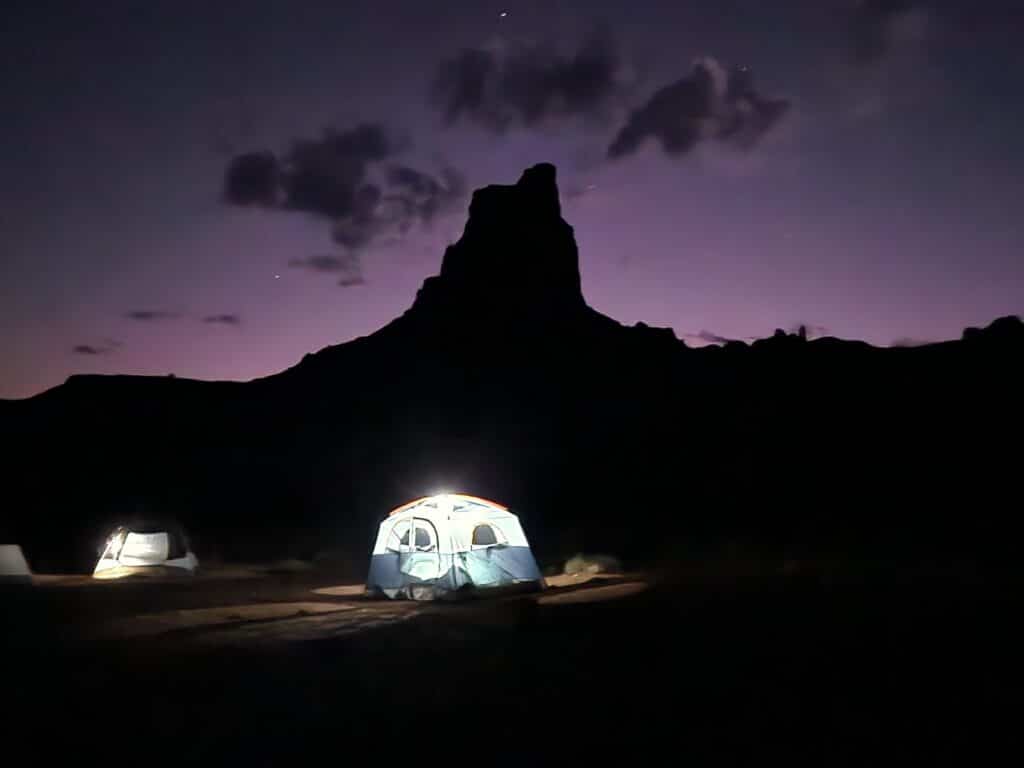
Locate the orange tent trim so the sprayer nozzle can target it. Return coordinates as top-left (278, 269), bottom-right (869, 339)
top-left (388, 493), bottom-right (509, 516)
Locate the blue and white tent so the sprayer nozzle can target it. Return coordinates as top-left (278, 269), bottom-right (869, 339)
top-left (366, 494), bottom-right (545, 600)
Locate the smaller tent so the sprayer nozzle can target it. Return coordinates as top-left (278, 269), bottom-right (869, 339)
top-left (0, 544), bottom-right (33, 585)
top-left (93, 519), bottom-right (198, 578)
top-left (366, 494), bottom-right (545, 600)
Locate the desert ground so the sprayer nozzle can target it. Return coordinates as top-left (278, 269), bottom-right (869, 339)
top-left (3, 559), bottom-right (1019, 764)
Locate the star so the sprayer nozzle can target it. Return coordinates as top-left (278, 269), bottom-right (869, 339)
top-left (274, 274), bottom-right (281, 279)
top-left (499, 11), bottom-right (508, 19)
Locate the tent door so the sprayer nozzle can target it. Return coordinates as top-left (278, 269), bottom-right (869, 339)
top-left (398, 517), bottom-right (443, 582)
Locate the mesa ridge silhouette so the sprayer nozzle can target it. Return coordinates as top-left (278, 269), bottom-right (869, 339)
top-left (3, 164), bottom-right (1021, 573)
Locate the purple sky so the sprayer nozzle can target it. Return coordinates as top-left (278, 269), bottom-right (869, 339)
top-left (2, 0), bottom-right (1022, 398)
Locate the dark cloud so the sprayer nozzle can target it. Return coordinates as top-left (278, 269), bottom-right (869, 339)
top-left (222, 123), bottom-right (393, 225)
top-left (223, 151), bottom-right (279, 206)
top-left (388, 165), bottom-right (444, 196)
top-left (72, 339), bottom-right (122, 355)
top-left (289, 253), bottom-right (365, 287)
top-left (327, 168), bottom-right (463, 252)
top-left (222, 124), bottom-right (466, 259)
top-left (288, 254), bottom-right (360, 273)
top-left (282, 123), bottom-right (392, 219)
top-left (124, 310), bottom-right (180, 322)
top-left (608, 58), bottom-right (790, 160)
top-left (202, 314), bottom-right (241, 325)
top-left (384, 165), bottom-right (466, 226)
top-left (850, 0), bottom-right (920, 65)
top-left (432, 36), bottom-right (623, 132)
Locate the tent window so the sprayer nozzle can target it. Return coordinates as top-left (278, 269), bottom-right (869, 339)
top-left (387, 520), bottom-right (412, 552)
top-left (387, 518), bottom-right (437, 553)
top-left (399, 527), bottom-right (432, 549)
top-left (411, 519), bottom-right (438, 552)
top-left (472, 524), bottom-right (498, 546)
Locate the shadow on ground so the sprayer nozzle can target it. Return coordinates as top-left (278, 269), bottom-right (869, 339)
top-left (2, 564), bottom-right (1020, 764)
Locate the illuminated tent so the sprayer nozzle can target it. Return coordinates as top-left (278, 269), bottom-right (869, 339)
top-left (366, 494), bottom-right (545, 601)
top-left (93, 519), bottom-right (198, 578)
top-left (0, 545), bottom-right (32, 585)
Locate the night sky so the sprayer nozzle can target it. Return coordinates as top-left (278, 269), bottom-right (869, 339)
top-left (2, 0), bottom-right (1021, 398)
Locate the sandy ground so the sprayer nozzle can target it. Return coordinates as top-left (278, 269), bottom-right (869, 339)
top-left (5, 562), bottom-right (1018, 764)
top-left (536, 580), bottom-right (648, 604)
top-left (16, 565), bottom-right (649, 648)
top-left (108, 601), bottom-right (358, 637)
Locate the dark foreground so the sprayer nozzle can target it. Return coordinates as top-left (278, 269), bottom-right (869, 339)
top-left (3, 565), bottom-right (1020, 765)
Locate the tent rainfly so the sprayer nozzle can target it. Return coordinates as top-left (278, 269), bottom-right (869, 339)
top-left (366, 493), bottom-right (545, 600)
top-left (93, 519), bottom-right (198, 578)
top-left (0, 544), bottom-right (33, 585)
